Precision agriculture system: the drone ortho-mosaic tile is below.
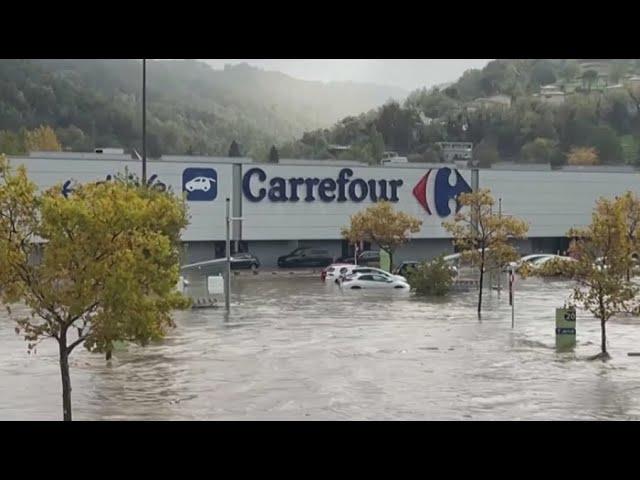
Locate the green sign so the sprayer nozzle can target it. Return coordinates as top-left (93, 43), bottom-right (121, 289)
top-left (555, 307), bottom-right (576, 350)
top-left (379, 249), bottom-right (391, 272)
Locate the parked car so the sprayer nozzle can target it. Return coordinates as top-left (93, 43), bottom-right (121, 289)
top-left (340, 273), bottom-right (409, 290)
top-left (341, 267), bottom-right (406, 283)
top-left (394, 261), bottom-right (420, 277)
top-left (230, 252), bottom-right (260, 270)
top-left (335, 250), bottom-right (380, 266)
top-left (277, 247), bottom-right (333, 268)
top-left (321, 263), bottom-right (356, 282)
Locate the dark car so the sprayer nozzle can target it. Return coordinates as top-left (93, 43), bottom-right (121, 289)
top-left (231, 252), bottom-right (260, 270)
top-left (357, 250), bottom-right (380, 267)
top-left (394, 261), bottom-right (420, 277)
top-left (336, 250), bottom-right (380, 266)
top-left (277, 247), bottom-right (333, 268)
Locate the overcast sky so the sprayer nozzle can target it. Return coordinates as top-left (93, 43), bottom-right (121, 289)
top-left (200, 59), bottom-right (493, 92)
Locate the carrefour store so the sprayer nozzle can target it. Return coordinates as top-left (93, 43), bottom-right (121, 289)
top-left (10, 152), bottom-right (640, 267)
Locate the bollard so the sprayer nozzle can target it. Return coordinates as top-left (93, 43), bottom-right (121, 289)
top-left (555, 306), bottom-right (576, 350)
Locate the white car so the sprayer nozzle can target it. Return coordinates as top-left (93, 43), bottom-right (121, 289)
top-left (322, 264), bottom-right (357, 282)
top-left (345, 266), bottom-right (406, 283)
top-left (185, 176), bottom-right (216, 192)
top-left (340, 273), bottom-right (410, 290)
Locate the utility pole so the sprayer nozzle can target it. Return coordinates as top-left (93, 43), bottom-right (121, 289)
top-left (497, 197), bottom-right (502, 295)
top-left (225, 198), bottom-right (231, 311)
top-left (142, 58), bottom-right (147, 184)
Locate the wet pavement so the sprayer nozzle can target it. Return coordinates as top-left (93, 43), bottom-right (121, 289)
top-left (2, 275), bottom-right (640, 420)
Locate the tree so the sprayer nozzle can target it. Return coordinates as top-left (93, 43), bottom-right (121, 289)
top-left (23, 125), bottom-right (62, 152)
top-left (567, 146), bottom-right (599, 165)
top-left (521, 137), bottom-right (559, 163)
top-left (0, 156), bottom-right (190, 420)
top-left (561, 61), bottom-right (581, 82)
top-left (407, 255), bottom-right (455, 296)
top-left (0, 130), bottom-right (25, 155)
top-left (443, 189), bottom-right (529, 315)
top-left (582, 70), bottom-right (599, 93)
top-left (589, 126), bottom-right (623, 164)
top-left (609, 63), bottom-right (627, 84)
top-left (474, 139), bottom-right (500, 168)
top-left (566, 196), bottom-right (638, 359)
top-left (617, 191), bottom-right (640, 281)
top-left (228, 140), bottom-right (241, 157)
top-left (269, 145), bottom-right (279, 163)
top-left (341, 201), bottom-right (422, 271)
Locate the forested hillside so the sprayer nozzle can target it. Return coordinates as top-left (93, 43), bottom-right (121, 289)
top-left (282, 59), bottom-right (640, 166)
top-left (0, 59), bottom-right (406, 159)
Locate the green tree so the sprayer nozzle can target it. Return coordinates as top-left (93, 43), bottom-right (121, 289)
top-left (228, 140), bottom-right (241, 157)
top-left (23, 125), bottom-right (62, 152)
top-left (0, 156), bottom-right (190, 420)
top-left (341, 201), bottom-right (422, 271)
top-left (407, 255), bottom-right (455, 296)
top-left (474, 139), bottom-right (500, 168)
top-left (590, 125), bottom-right (623, 164)
top-left (269, 145), bottom-right (279, 163)
top-left (609, 63), bottom-right (627, 84)
top-left (443, 189), bottom-right (529, 315)
top-left (521, 137), bottom-right (559, 163)
top-left (561, 60), bottom-right (581, 82)
top-left (0, 130), bottom-right (25, 155)
top-left (582, 70), bottom-right (599, 93)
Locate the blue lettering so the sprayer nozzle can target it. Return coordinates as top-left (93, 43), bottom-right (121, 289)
top-left (268, 177), bottom-right (287, 202)
top-left (388, 179), bottom-right (403, 202)
top-left (318, 178), bottom-right (336, 202)
top-left (243, 168), bottom-right (267, 202)
top-left (337, 168), bottom-right (352, 202)
top-left (288, 177), bottom-right (304, 201)
top-left (304, 178), bottom-right (320, 202)
top-left (348, 179), bottom-right (368, 202)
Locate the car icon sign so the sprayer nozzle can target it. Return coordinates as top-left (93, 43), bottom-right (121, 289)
top-left (185, 176), bottom-right (216, 192)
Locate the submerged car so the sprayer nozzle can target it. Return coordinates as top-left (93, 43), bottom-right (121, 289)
top-left (345, 266), bottom-right (406, 283)
top-left (321, 263), bottom-right (356, 282)
top-left (230, 252), bottom-right (260, 270)
top-left (340, 273), bottom-right (410, 290)
top-left (277, 247), bottom-right (333, 268)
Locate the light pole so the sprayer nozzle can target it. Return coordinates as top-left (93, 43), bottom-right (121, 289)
top-left (225, 197), bottom-right (244, 311)
top-left (142, 58), bottom-right (147, 184)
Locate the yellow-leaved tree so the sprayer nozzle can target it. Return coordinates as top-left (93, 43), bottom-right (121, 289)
top-left (566, 196), bottom-right (638, 359)
top-left (443, 189), bottom-right (529, 316)
top-left (0, 155), bottom-right (190, 421)
top-left (567, 147), bottom-right (599, 166)
top-left (24, 125), bottom-right (62, 152)
top-left (341, 201), bottom-right (422, 271)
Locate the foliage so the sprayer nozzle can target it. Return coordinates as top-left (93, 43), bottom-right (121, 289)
top-left (228, 140), bottom-right (241, 157)
top-left (268, 145), bottom-right (279, 163)
top-left (474, 140), bottom-right (500, 167)
top-left (0, 125), bottom-right (62, 155)
top-left (0, 155), bottom-right (190, 420)
top-left (341, 201), bottom-right (422, 270)
top-left (567, 146), bottom-right (599, 165)
top-left (442, 189), bottom-right (529, 315)
top-left (566, 196), bottom-right (638, 358)
top-left (407, 255), bottom-right (455, 296)
top-left (521, 137), bottom-right (559, 163)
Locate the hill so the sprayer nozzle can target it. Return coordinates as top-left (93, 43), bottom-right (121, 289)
top-left (282, 59), bottom-right (640, 166)
top-left (0, 59), bottom-right (407, 159)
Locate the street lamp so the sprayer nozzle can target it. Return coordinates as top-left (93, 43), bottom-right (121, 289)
top-left (225, 197), bottom-right (244, 311)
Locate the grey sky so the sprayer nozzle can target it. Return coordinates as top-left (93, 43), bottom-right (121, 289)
top-left (201, 59), bottom-right (493, 92)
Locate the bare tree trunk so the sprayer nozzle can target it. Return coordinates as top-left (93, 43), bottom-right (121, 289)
top-left (58, 334), bottom-right (72, 421)
top-left (601, 318), bottom-right (607, 356)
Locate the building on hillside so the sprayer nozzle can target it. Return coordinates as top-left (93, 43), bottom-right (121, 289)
top-left (435, 142), bottom-right (473, 163)
top-left (468, 94), bottom-right (511, 111)
top-left (534, 85), bottom-right (566, 105)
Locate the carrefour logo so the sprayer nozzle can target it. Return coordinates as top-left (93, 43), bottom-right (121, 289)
top-left (182, 168), bottom-right (217, 201)
top-left (412, 168), bottom-right (471, 217)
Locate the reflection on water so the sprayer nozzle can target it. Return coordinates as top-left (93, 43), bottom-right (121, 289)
top-left (2, 275), bottom-right (640, 420)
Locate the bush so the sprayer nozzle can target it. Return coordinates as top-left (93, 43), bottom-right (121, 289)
top-left (407, 255), bottom-right (455, 296)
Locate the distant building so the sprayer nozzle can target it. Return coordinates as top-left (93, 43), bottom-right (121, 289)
top-left (468, 94), bottom-right (511, 110)
top-left (534, 85), bottom-right (566, 105)
top-left (436, 142), bottom-right (473, 163)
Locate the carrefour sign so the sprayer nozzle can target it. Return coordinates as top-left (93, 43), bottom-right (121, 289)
top-left (242, 166), bottom-right (471, 217)
top-left (242, 167), bottom-right (404, 203)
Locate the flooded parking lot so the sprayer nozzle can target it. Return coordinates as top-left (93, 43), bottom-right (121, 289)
top-left (2, 275), bottom-right (640, 420)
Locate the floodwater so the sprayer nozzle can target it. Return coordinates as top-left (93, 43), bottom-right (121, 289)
top-left (2, 274), bottom-right (640, 420)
